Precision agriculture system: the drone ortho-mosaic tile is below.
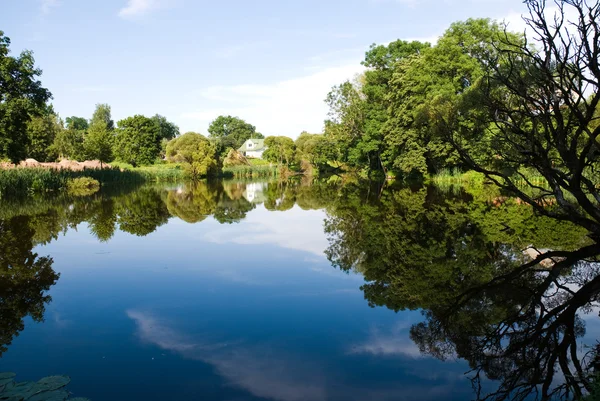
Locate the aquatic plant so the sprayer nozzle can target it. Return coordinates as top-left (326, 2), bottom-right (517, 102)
top-left (0, 372), bottom-right (89, 400)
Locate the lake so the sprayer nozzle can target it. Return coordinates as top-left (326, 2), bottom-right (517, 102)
top-left (1, 179), bottom-right (599, 401)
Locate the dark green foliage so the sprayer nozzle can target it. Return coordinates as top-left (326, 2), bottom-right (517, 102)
top-left (0, 31), bottom-right (52, 162)
top-left (263, 136), bottom-right (295, 165)
top-left (26, 110), bottom-right (62, 162)
top-left (84, 104), bottom-right (115, 164)
top-left (208, 115), bottom-right (264, 153)
top-left (64, 116), bottom-right (88, 131)
top-left (152, 114), bottom-right (179, 141)
top-left (114, 115), bottom-right (161, 166)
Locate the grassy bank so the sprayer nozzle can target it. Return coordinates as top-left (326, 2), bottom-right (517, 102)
top-left (0, 167), bottom-right (154, 198)
top-left (110, 162), bottom-right (185, 182)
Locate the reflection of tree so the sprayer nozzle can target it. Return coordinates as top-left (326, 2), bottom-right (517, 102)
top-left (88, 197), bottom-right (117, 242)
top-left (0, 216), bottom-right (59, 356)
top-left (410, 245), bottom-right (600, 401)
top-left (116, 188), bottom-right (171, 236)
top-left (213, 182), bottom-right (255, 224)
top-left (264, 182), bottom-right (297, 211)
top-left (166, 183), bottom-right (217, 223)
top-left (325, 183), bottom-right (598, 400)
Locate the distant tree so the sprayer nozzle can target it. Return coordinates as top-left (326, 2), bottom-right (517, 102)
top-left (26, 109), bottom-right (62, 161)
top-left (90, 104), bottom-right (114, 130)
top-left (152, 114), bottom-right (179, 142)
top-left (84, 104), bottom-right (114, 166)
top-left (295, 132), bottom-right (337, 169)
top-left (0, 31), bottom-right (52, 162)
top-left (166, 132), bottom-right (220, 179)
top-left (51, 127), bottom-right (85, 161)
top-left (208, 115), bottom-right (263, 152)
top-left (263, 136), bottom-right (295, 166)
top-left (65, 116), bottom-right (89, 131)
top-left (114, 115), bottom-right (161, 166)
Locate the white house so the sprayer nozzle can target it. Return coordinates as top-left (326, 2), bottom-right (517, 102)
top-left (238, 138), bottom-right (266, 159)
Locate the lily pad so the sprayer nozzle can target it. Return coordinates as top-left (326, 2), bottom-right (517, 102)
top-left (27, 389), bottom-right (69, 401)
top-left (32, 377), bottom-right (70, 394)
top-left (0, 381), bottom-right (35, 400)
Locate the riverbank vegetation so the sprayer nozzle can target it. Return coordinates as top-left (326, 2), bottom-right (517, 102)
top-left (1, 0), bottom-right (600, 236)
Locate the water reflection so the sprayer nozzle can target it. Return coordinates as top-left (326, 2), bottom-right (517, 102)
top-left (324, 183), bottom-right (599, 400)
top-left (0, 179), bottom-right (599, 400)
top-left (0, 216), bottom-right (59, 356)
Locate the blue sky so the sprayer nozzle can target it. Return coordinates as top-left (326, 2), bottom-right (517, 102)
top-left (2, 0), bottom-right (530, 137)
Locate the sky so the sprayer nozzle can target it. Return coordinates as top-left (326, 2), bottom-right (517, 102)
top-left (2, 0), bottom-right (531, 138)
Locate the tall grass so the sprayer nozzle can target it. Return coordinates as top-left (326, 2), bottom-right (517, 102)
top-left (0, 167), bottom-right (147, 199)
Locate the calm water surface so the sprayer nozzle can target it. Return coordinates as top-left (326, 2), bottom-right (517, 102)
top-left (1, 180), bottom-right (598, 400)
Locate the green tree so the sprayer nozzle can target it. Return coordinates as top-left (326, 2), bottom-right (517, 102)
top-left (84, 104), bottom-right (115, 166)
top-left (51, 127), bottom-right (85, 161)
top-left (166, 132), bottom-right (220, 179)
top-left (442, 1), bottom-right (600, 238)
top-left (208, 115), bottom-right (264, 152)
top-left (263, 136), bottom-right (295, 166)
top-left (114, 115), bottom-right (161, 166)
top-left (65, 116), bottom-right (88, 131)
top-left (90, 103), bottom-right (114, 130)
top-left (26, 109), bottom-right (62, 161)
top-left (295, 131), bottom-right (337, 170)
top-left (0, 31), bottom-right (52, 162)
top-left (152, 114), bottom-right (179, 142)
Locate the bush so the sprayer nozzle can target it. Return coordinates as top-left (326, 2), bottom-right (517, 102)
top-left (67, 176), bottom-right (100, 196)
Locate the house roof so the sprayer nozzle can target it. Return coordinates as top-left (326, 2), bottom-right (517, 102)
top-left (238, 138), bottom-right (266, 152)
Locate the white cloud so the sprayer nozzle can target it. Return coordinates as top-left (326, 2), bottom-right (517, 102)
top-left (118, 0), bottom-right (163, 19)
top-left (180, 62), bottom-right (364, 138)
top-left (40, 0), bottom-right (60, 14)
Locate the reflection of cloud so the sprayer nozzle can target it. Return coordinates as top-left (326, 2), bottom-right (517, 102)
top-left (204, 206), bottom-right (328, 257)
top-left (349, 322), bottom-right (424, 358)
top-left (127, 310), bottom-right (326, 401)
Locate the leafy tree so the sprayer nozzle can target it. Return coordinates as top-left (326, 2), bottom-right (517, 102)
top-left (383, 19), bottom-right (517, 176)
top-left (90, 103), bottom-right (114, 130)
top-left (0, 31), bottom-right (52, 162)
top-left (114, 115), bottom-right (161, 166)
top-left (51, 127), bottom-right (85, 161)
top-left (152, 114), bottom-right (179, 142)
top-left (441, 1), bottom-right (600, 238)
top-left (85, 104), bottom-right (114, 165)
top-left (65, 116), bottom-right (88, 131)
top-left (208, 115), bottom-right (263, 152)
top-left (166, 132), bottom-right (220, 179)
top-left (26, 109), bottom-right (62, 161)
top-left (263, 136), bottom-right (295, 165)
top-left (295, 131), bottom-right (338, 170)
